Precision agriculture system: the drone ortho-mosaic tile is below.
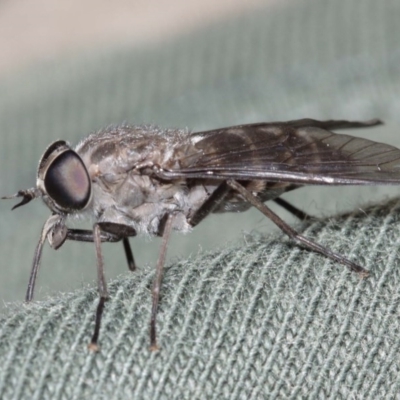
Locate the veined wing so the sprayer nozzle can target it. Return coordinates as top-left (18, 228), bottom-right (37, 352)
top-left (163, 119), bottom-right (400, 185)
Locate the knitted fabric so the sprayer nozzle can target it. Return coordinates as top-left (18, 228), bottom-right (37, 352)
top-left (1, 198), bottom-right (400, 399)
top-left (1, 0), bottom-right (400, 398)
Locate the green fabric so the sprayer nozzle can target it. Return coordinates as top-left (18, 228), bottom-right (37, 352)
top-left (1, 0), bottom-right (400, 398)
top-left (1, 199), bottom-right (400, 398)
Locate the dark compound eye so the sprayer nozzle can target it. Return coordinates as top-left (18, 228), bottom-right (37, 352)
top-left (44, 150), bottom-right (91, 210)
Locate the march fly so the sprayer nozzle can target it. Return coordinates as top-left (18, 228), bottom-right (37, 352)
top-left (4, 118), bottom-right (400, 351)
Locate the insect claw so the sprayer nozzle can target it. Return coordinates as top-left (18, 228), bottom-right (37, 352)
top-left (87, 342), bottom-right (100, 352)
top-left (347, 261), bottom-right (369, 277)
top-left (358, 269), bottom-right (370, 279)
top-left (150, 344), bottom-right (160, 352)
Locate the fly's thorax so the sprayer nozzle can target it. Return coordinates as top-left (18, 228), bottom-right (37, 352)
top-left (89, 171), bottom-right (193, 235)
top-left (74, 125), bottom-right (188, 173)
top-left (36, 140), bottom-right (92, 215)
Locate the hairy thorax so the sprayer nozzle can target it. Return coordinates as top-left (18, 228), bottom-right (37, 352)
top-left (74, 126), bottom-right (211, 235)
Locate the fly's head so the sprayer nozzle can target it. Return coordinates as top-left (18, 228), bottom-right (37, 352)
top-left (3, 140), bottom-right (92, 217)
top-left (37, 140), bottom-right (92, 214)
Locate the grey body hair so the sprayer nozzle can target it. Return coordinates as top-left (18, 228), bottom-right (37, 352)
top-left (74, 125), bottom-right (221, 235)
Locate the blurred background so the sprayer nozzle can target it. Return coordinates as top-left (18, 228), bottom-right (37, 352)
top-left (0, 0), bottom-right (399, 306)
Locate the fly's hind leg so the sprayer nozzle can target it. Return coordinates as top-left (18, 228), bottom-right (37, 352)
top-left (273, 197), bottom-right (312, 221)
top-left (227, 179), bottom-right (369, 277)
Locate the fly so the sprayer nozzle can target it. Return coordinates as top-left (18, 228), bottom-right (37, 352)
top-left (3, 118), bottom-right (400, 351)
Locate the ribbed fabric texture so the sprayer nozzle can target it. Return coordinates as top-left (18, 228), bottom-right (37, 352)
top-left (1, 198), bottom-right (400, 399)
top-left (1, 0), bottom-right (400, 398)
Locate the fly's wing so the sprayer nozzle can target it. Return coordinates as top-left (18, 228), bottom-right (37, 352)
top-left (163, 119), bottom-right (400, 185)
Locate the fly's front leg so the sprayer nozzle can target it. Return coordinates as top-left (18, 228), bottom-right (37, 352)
top-left (227, 180), bottom-right (369, 277)
top-left (60, 223), bottom-right (136, 350)
top-left (26, 214), bottom-right (65, 302)
top-left (99, 222), bottom-right (137, 271)
top-left (66, 224), bottom-right (137, 271)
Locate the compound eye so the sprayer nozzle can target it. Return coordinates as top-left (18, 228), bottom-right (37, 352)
top-left (44, 150), bottom-right (91, 210)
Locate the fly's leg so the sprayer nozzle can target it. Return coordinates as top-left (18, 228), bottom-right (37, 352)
top-left (273, 197), bottom-right (312, 221)
top-left (25, 215), bottom-right (68, 302)
top-left (66, 229), bottom-right (121, 242)
top-left (188, 181), bottom-right (312, 226)
top-left (122, 238), bottom-right (135, 271)
top-left (66, 223), bottom-right (136, 271)
top-left (25, 221), bottom-right (53, 302)
top-left (227, 180), bottom-right (369, 277)
top-left (188, 181), bottom-right (230, 227)
top-left (63, 224), bottom-right (137, 350)
top-left (26, 222), bottom-right (137, 350)
top-left (150, 213), bottom-right (174, 351)
top-left (97, 222), bottom-right (137, 271)
top-left (88, 223), bottom-right (109, 352)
